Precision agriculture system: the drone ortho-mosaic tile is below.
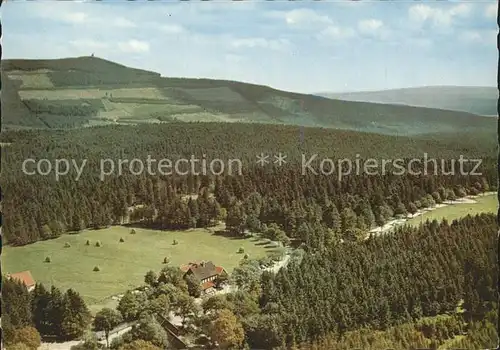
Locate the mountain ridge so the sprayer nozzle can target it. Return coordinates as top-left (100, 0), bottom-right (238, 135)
top-left (2, 56), bottom-right (496, 136)
top-left (317, 86), bottom-right (497, 116)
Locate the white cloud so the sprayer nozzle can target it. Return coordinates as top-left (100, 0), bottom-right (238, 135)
top-left (409, 4), bottom-right (472, 27)
top-left (230, 38), bottom-right (290, 51)
top-left (112, 17), bottom-right (136, 28)
top-left (118, 40), bottom-right (150, 53)
top-left (159, 24), bottom-right (186, 35)
top-left (266, 8), bottom-right (332, 30)
top-left (448, 4), bottom-right (471, 17)
top-left (69, 39), bottom-right (108, 49)
top-left (317, 25), bottom-right (356, 41)
top-left (60, 12), bottom-right (88, 24)
top-left (358, 19), bottom-right (384, 32)
top-left (23, 2), bottom-right (91, 24)
top-left (285, 8), bottom-right (332, 25)
top-left (225, 54), bottom-right (245, 64)
top-left (407, 38), bottom-right (433, 49)
top-left (25, 2), bottom-right (136, 28)
top-left (485, 3), bottom-right (497, 18)
top-left (358, 19), bottom-right (392, 41)
top-left (460, 30), bottom-right (497, 45)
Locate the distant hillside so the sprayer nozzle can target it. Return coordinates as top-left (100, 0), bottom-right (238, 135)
top-left (318, 86), bottom-right (497, 116)
top-left (2, 56), bottom-right (496, 137)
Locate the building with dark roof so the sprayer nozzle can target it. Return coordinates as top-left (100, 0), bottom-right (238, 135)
top-left (180, 261), bottom-right (227, 294)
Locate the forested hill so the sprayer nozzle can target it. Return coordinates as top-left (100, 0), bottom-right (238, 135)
top-left (318, 86), bottom-right (497, 117)
top-left (2, 56), bottom-right (495, 137)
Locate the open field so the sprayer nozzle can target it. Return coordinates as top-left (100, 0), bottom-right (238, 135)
top-left (19, 87), bottom-right (168, 100)
top-left (406, 193), bottom-right (497, 227)
top-left (8, 73), bottom-right (55, 88)
top-left (2, 226), bottom-right (274, 307)
top-left (170, 112), bottom-right (237, 122)
top-left (181, 86), bottom-right (247, 102)
top-left (98, 100), bottom-right (204, 120)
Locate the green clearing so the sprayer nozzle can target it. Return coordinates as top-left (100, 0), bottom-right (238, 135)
top-left (7, 72), bottom-right (55, 88)
top-left (406, 194), bottom-right (497, 227)
top-left (2, 226), bottom-right (274, 308)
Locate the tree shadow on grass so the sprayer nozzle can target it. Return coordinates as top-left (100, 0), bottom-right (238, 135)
top-left (122, 222), bottom-right (163, 230)
top-left (268, 247), bottom-right (285, 253)
top-left (212, 229), bottom-right (249, 240)
top-left (264, 244), bottom-right (281, 249)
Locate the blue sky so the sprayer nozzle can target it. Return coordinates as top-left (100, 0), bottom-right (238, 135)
top-left (2, 0), bottom-right (497, 93)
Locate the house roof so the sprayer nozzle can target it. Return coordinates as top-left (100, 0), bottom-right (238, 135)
top-left (181, 261), bottom-right (225, 281)
top-left (215, 266), bottom-right (225, 274)
top-left (9, 271), bottom-right (36, 288)
top-left (201, 281), bottom-right (216, 291)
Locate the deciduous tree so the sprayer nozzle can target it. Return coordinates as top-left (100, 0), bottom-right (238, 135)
top-left (94, 308), bottom-right (123, 348)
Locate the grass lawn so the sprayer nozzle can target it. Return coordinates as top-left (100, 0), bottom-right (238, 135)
top-left (3, 225), bottom-right (275, 309)
top-left (406, 194), bottom-right (497, 227)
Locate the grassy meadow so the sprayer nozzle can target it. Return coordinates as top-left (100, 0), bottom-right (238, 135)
top-left (406, 194), bottom-right (497, 227)
top-left (2, 225), bottom-right (275, 308)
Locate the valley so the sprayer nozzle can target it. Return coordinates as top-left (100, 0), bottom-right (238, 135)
top-left (1, 57), bottom-right (497, 350)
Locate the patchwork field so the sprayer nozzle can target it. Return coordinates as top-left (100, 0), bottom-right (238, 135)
top-left (406, 194), bottom-right (497, 227)
top-left (2, 226), bottom-right (275, 307)
top-left (8, 72), bottom-right (55, 88)
top-left (181, 86), bottom-right (247, 102)
top-left (19, 87), bottom-right (169, 100)
top-left (169, 112), bottom-right (237, 122)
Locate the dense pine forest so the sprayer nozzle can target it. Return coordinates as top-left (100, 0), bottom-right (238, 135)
top-left (256, 214), bottom-right (497, 347)
top-left (0, 122), bottom-right (496, 246)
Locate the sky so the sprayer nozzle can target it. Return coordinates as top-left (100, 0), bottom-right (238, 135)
top-left (2, 0), bottom-right (498, 93)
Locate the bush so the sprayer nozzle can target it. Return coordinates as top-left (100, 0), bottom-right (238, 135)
top-left (172, 239), bottom-right (178, 245)
top-left (85, 240), bottom-right (91, 246)
top-left (163, 257), bottom-right (170, 264)
top-left (93, 266), bottom-right (101, 272)
top-left (408, 202), bottom-right (418, 214)
top-left (8, 344), bottom-right (31, 350)
top-left (237, 247), bottom-right (245, 254)
top-left (119, 339), bottom-right (162, 350)
top-left (95, 241), bottom-right (101, 247)
top-left (119, 237), bottom-right (125, 243)
top-left (64, 242), bottom-right (71, 248)
top-left (130, 229), bottom-right (136, 235)
top-left (44, 256), bottom-right (51, 263)
top-left (446, 189), bottom-right (457, 201)
top-left (8, 326), bottom-right (41, 350)
top-left (243, 254), bottom-right (249, 259)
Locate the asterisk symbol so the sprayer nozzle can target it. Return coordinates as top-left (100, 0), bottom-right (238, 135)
top-left (274, 153), bottom-right (287, 166)
top-left (256, 153), bottom-right (270, 166)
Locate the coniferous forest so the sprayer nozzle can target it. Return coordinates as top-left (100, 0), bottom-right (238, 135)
top-left (1, 122), bottom-right (497, 349)
top-left (0, 123), bottom-right (496, 246)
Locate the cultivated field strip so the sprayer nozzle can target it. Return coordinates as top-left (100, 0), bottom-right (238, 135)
top-left (18, 87), bottom-right (169, 100)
